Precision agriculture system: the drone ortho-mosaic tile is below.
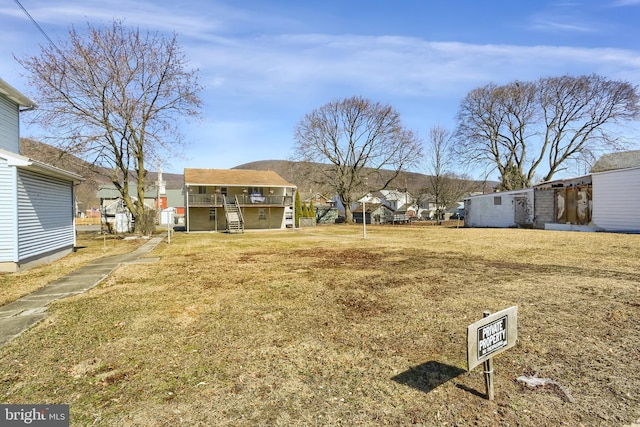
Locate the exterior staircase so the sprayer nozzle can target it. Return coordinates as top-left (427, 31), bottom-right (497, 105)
top-left (224, 197), bottom-right (244, 233)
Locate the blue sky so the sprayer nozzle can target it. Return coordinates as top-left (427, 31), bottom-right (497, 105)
top-left (1, 0), bottom-right (640, 178)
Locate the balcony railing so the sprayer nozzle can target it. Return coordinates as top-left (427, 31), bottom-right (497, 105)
top-left (188, 194), bottom-right (293, 206)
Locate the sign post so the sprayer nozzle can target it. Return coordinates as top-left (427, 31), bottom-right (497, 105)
top-left (161, 209), bottom-right (174, 244)
top-left (467, 306), bottom-right (518, 400)
top-left (482, 311), bottom-right (495, 400)
top-left (362, 199), bottom-right (366, 240)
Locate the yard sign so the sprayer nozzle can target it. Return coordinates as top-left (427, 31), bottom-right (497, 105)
top-left (467, 306), bottom-right (518, 371)
top-left (466, 306), bottom-right (518, 401)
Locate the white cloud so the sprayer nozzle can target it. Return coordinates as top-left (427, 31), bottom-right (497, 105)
top-left (530, 18), bottom-right (598, 33)
top-left (183, 34), bottom-right (640, 171)
top-left (4, 0), bottom-right (640, 173)
top-left (3, 0), bottom-right (298, 40)
top-left (187, 34), bottom-right (640, 102)
top-left (612, 0), bottom-right (640, 6)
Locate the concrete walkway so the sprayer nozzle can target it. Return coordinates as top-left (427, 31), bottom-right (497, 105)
top-left (0, 236), bottom-right (164, 348)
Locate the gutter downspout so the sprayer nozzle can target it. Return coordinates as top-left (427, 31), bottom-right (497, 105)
top-left (185, 185), bottom-right (190, 233)
top-left (73, 181), bottom-right (82, 250)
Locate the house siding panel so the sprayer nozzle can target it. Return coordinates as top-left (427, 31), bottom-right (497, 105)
top-left (465, 195), bottom-right (514, 227)
top-left (592, 168), bottom-right (640, 233)
top-left (187, 207), bottom-right (221, 231)
top-left (17, 169), bottom-right (74, 260)
top-left (465, 189), bottom-right (533, 228)
top-left (0, 94), bottom-right (20, 153)
top-left (242, 207), bottom-right (285, 229)
top-left (0, 157), bottom-right (17, 262)
top-left (187, 206), bottom-right (287, 231)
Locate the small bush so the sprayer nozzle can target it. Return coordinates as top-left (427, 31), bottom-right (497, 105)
top-left (136, 208), bottom-right (157, 236)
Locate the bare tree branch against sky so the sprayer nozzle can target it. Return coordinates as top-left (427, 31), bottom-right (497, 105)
top-left (2, 0), bottom-right (639, 179)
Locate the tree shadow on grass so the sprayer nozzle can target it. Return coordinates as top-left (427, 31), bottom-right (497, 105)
top-left (392, 361), bottom-right (466, 393)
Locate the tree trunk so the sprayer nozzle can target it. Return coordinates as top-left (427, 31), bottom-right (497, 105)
top-left (344, 204), bottom-right (353, 223)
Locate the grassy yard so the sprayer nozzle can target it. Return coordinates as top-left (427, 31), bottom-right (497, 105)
top-left (0, 233), bottom-right (147, 307)
top-left (1, 225), bottom-right (639, 426)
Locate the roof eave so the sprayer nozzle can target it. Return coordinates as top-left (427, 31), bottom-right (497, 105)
top-left (185, 182), bottom-right (295, 188)
top-left (0, 77), bottom-right (37, 109)
top-left (0, 148), bottom-right (83, 183)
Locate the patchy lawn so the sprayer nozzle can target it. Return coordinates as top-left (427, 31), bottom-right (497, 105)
top-left (0, 232), bottom-right (147, 307)
top-left (1, 226), bottom-right (639, 426)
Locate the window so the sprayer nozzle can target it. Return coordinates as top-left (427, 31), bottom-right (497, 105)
top-left (258, 208), bottom-right (267, 220)
top-left (494, 196), bottom-right (502, 206)
top-left (209, 208), bottom-right (216, 221)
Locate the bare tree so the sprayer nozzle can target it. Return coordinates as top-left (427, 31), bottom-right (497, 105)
top-left (293, 96), bottom-right (423, 223)
top-left (423, 126), bottom-right (475, 222)
top-left (455, 74), bottom-right (639, 189)
top-left (424, 126), bottom-right (451, 222)
top-left (19, 20), bottom-right (202, 232)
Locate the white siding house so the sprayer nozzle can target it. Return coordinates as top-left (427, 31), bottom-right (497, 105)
top-left (464, 151), bottom-right (640, 233)
top-left (0, 79), bottom-right (26, 153)
top-left (591, 167), bottom-right (640, 233)
top-left (0, 78), bottom-right (82, 272)
top-left (464, 189), bottom-right (534, 228)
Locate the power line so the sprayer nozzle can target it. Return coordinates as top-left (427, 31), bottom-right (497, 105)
top-left (13, 0), bottom-right (62, 53)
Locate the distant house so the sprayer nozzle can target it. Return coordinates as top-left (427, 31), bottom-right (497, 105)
top-left (415, 199), bottom-right (440, 220)
top-left (352, 203), bottom-right (374, 224)
top-left (353, 203), bottom-right (395, 224)
top-left (307, 192), bottom-right (334, 206)
top-left (97, 185), bottom-right (159, 209)
top-left (97, 166), bottom-right (186, 232)
top-left (464, 150), bottom-right (640, 233)
top-left (97, 185), bottom-right (158, 233)
top-left (334, 190), bottom-right (421, 224)
top-left (0, 78), bottom-right (82, 272)
top-left (307, 193), bottom-right (339, 224)
top-left (184, 168), bottom-right (297, 232)
top-left (591, 150), bottom-right (640, 173)
top-left (379, 189), bottom-right (412, 212)
top-left (448, 201), bottom-right (465, 219)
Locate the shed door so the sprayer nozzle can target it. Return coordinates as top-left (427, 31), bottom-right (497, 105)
top-left (17, 169), bottom-right (74, 261)
top-left (514, 196), bottom-right (531, 225)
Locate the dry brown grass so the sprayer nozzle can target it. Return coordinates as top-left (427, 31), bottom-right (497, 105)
top-left (0, 232), bottom-right (147, 306)
top-left (1, 225), bottom-right (639, 426)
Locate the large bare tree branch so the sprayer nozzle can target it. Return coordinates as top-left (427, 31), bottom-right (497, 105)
top-left (19, 20), bottom-right (202, 232)
top-left (455, 74), bottom-right (639, 189)
top-left (293, 96), bottom-right (423, 223)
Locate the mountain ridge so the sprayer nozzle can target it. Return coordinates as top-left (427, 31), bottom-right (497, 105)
top-left (20, 139), bottom-right (496, 211)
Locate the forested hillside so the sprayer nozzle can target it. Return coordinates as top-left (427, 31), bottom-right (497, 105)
top-left (20, 139), bottom-right (495, 212)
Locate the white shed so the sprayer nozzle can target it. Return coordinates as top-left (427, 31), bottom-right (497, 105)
top-left (591, 167), bottom-right (640, 233)
top-left (0, 77), bottom-right (83, 272)
top-left (464, 189), bottom-right (534, 228)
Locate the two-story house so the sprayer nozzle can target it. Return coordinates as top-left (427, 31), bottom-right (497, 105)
top-left (0, 77), bottom-right (82, 272)
top-left (184, 168), bottom-right (296, 232)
